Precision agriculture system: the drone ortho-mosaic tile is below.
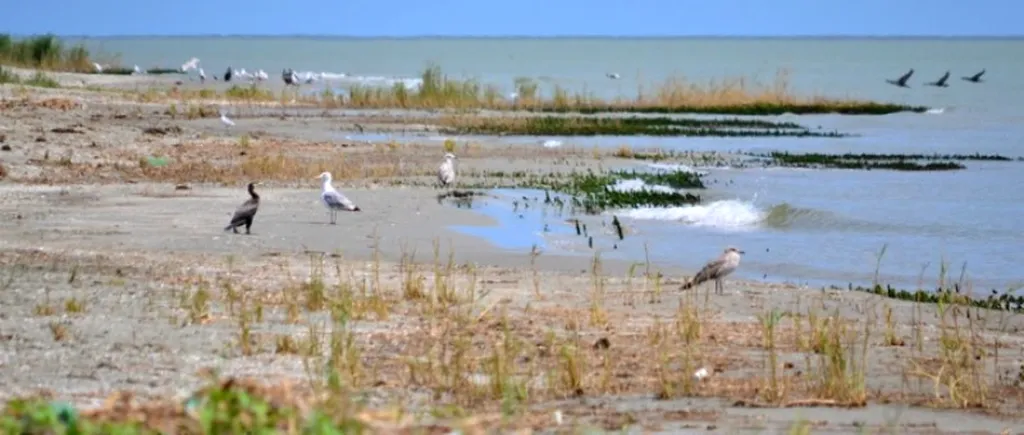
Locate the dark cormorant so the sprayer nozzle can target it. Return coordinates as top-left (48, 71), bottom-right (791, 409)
top-left (886, 69), bottom-right (914, 88)
top-left (224, 182), bottom-right (261, 234)
top-left (925, 71), bottom-right (950, 87)
top-left (962, 69), bottom-right (986, 83)
top-left (224, 66), bottom-right (233, 82)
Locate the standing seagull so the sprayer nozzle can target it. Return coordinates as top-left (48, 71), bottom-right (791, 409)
top-left (224, 182), bottom-right (262, 235)
top-left (962, 69), bottom-right (986, 83)
top-left (438, 153), bottom-right (457, 187)
top-left (886, 69), bottom-right (914, 88)
top-left (316, 171), bottom-right (361, 224)
top-left (198, 68), bottom-right (206, 83)
top-left (220, 112), bottom-right (235, 130)
top-left (925, 71), bottom-right (951, 87)
top-left (680, 246), bottom-right (746, 295)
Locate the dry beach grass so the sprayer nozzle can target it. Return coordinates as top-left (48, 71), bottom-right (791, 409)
top-left (0, 68), bottom-right (1022, 433)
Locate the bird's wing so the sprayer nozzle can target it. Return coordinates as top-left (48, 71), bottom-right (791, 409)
top-left (229, 199), bottom-right (258, 223)
top-left (690, 257), bottom-right (728, 285)
top-left (322, 189), bottom-right (357, 211)
top-left (940, 71), bottom-right (950, 81)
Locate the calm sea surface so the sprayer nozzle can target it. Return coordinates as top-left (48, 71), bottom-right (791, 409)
top-left (74, 37), bottom-right (1024, 292)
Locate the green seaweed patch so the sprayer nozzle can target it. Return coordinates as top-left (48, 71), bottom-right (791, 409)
top-left (765, 152), bottom-right (966, 171)
top-left (530, 170), bottom-right (703, 214)
top-left (750, 151), bottom-right (1020, 162)
top-left (527, 102), bottom-right (927, 116)
top-left (609, 169), bottom-right (705, 189)
top-left (852, 284), bottom-right (1024, 313)
top-left (441, 116), bottom-right (848, 138)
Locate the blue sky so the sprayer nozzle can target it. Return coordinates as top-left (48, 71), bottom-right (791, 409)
top-left (2, 0), bottom-right (1020, 37)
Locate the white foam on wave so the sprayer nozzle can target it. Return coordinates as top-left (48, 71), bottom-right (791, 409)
top-left (295, 70), bottom-right (423, 89)
top-left (609, 179), bottom-right (676, 194)
top-left (618, 199), bottom-right (765, 231)
top-left (645, 162), bottom-right (710, 176)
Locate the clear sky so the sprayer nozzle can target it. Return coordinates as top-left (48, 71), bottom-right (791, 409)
top-left (2, 0), bottom-right (1019, 37)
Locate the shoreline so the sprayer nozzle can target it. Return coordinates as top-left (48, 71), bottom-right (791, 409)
top-left (1, 69), bottom-right (1023, 433)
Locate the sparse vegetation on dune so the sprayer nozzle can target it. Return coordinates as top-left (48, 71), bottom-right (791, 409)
top-left (0, 66), bottom-right (60, 88)
top-left (2, 244), bottom-right (1023, 432)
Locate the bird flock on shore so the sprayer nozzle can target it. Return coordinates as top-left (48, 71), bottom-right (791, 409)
top-left (221, 150), bottom-right (745, 294)
top-left (223, 151), bottom-right (459, 234)
top-left (886, 68), bottom-right (986, 88)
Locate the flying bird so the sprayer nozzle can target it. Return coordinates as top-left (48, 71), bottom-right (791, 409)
top-left (886, 69), bottom-right (914, 88)
top-left (925, 71), bottom-right (950, 87)
top-left (438, 153), bottom-right (457, 187)
top-left (962, 69), bottom-right (986, 83)
top-left (223, 182), bottom-right (261, 235)
top-left (680, 246), bottom-right (745, 295)
top-left (316, 171), bottom-right (361, 224)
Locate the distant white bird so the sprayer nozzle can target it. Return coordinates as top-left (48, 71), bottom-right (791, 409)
top-left (540, 139), bottom-right (563, 148)
top-left (198, 68), bottom-right (206, 83)
top-left (437, 152), bottom-right (457, 187)
top-left (606, 72), bottom-right (620, 79)
top-left (255, 69), bottom-right (269, 81)
top-left (316, 171), bottom-right (361, 224)
top-left (680, 246), bottom-right (746, 295)
top-left (180, 57), bottom-right (200, 73)
top-left (132, 65), bottom-right (142, 75)
top-left (220, 112), bottom-right (235, 129)
top-left (92, 62), bottom-right (103, 73)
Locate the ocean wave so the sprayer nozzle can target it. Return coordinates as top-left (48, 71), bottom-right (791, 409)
top-left (616, 200), bottom-right (848, 232)
top-left (619, 199), bottom-right (765, 231)
top-left (644, 162), bottom-right (710, 176)
top-left (292, 70), bottom-right (423, 89)
top-left (609, 179), bottom-right (677, 194)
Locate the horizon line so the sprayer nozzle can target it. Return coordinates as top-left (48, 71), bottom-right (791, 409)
top-left (41, 34), bottom-right (1024, 40)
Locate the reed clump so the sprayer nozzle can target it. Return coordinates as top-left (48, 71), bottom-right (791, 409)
top-left (166, 65), bottom-right (925, 115)
top-left (0, 34), bottom-right (92, 72)
top-left (439, 115), bottom-right (847, 138)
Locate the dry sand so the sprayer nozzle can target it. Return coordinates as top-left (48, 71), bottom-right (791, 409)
top-left (1, 70), bottom-right (1023, 433)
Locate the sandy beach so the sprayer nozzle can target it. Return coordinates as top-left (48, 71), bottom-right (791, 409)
top-left (1, 70), bottom-right (1023, 433)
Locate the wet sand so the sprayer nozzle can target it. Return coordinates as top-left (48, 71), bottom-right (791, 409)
top-left (1, 70), bottom-right (1023, 433)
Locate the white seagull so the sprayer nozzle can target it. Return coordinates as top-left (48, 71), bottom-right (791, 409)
top-left (438, 152), bottom-right (457, 187)
top-left (198, 68), bottom-right (206, 83)
top-left (180, 57), bottom-right (200, 73)
top-left (316, 171), bottom-right (361, 224)
top-left (680, 246), bottom-right (746, 295)
top-left (220, 112), bottom-right (235, 129)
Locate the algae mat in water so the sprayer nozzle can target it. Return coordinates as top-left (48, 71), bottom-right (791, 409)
top-left (440, 116), bottom-right (847, 138)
